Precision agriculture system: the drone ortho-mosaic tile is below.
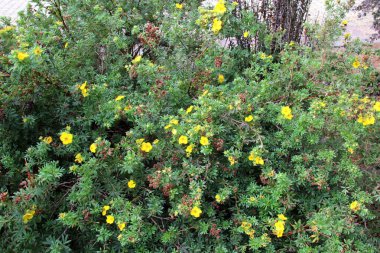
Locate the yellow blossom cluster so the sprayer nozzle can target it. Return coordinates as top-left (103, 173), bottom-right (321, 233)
top-left (357, 113), bottom-right (375, 126)
top-left (0, 26), bottom-right (14, 35)
top-left (228, 156), bottom-right (236, 165)
top-left (259, 52), bottom-right (272, 60)
top-left (101, 205), bottom-right (127, 235)
top-left (241, 221), bottom-right (255, 238)
top-left (196, 0), bottom-right (229, 34)
top-left (248, 151), bottom-right (264, 165)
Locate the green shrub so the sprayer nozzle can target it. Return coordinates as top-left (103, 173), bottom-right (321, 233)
top-left (0, 0), bottom-right (379, 252)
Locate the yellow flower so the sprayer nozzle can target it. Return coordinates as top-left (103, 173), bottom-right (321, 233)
top-left (79, 81), bottom-right (89, 97)
top-left (352, 59), bottom-right (360, 69)
top-left (102, 205), bottom-right (110, 216)
top-left (347, 148), bottom-right (354, 154)
top-left (350, 201), bottom-right (360, 212)
top-left (118, 222), bottom-right (126, 231)
top-left (186, 144), bottom-right (194, 156)
top-left (22, 210), bottom-right (35, 224)
top-left (212, 18), bottom-right (223, 34)
top-left (33, 47), bottom-right (43, 55)
top-left (128, 180), bottom-right (136, 189)
top-left (178, 135), bottom-right (189, 145)
top-left (90, 143), bottom-right (97, 153)
top-left (373, 101), bottom-right (380, 112)
top-left (164, 124), bottom-right (172, 130)
top-left (243, 31), bottom-right (249, 38)
top-left (278, 214), bottom-right (287, 221)
top-left (117, 234), bottom-right (123, 240)
top-left (106, 215), bottom-right (115, 224)
top-left (17, 52), bottom-right (29, 61)
top-left (248, 196), bottom-right (256, 202)
top-left (245, 115), bottom-right (253, 122)
top-left (241, 221), bottom-right (252, 230)
top-left (69, 165), bottom-right (78, 172)
top-left (344, 33), bottom-right (351, 40)
top-left (245, 228), bottom-right (255, 238)
top-left (259, 52), bottom-right (267, 60)
top-left (132, 55), bottom-right (142, 64)
top-left (124, 105), bottom-right (132, 111)
top-left (42, 136), bottom-right (53, 144)
top-left (194, 125), bottom-right (202, 132)
top-left (59, 213), bottom-right (66, 219)
top-left (213, 0), bottom-right (227, 15)
top-left (190, 206), bottom-right (202, 218)
top-left (228, 156), bottom-right (235, 165)
top-left (186, 105), bottom-right (194, 114)
top-left (175, 3), bottom-right (183, 9)
top-left (153, 139), bottom-right (159, 144)
top-left (60, 132), bottom-right (73, 145)
top-left (200, 136), bottom-right (209, 146)
top-left (64, 42), bottom-right (69, 48)
top-left (255, 156), bottom-right (264, 165)
top-left (281, 106), bottom-right (293, 120)
top-left (289, 41), bottom-right (295, 47)
top-left (170, 119), bottom-right (179, 125)
top-left (218, 74), bottom-right (225, 83)
top-left (115, 95), bottom-right (125, 101)
top-left (341, 20), bottom-right (348, 26)
top-left (81, 89), bottom-right (89, 97)
top-left (273, 220), bottom-right (285, 238)
top-left (215, 194), bottom-right (222, 203)
top-left (75, 153), bottom-right (84, 164)
top-left (136, 138), bottom-right (145, 145)
top-left (141, 142), bottom-right (153, 152)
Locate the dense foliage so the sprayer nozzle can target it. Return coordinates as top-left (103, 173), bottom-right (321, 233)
top-left (0, 0), bottom-right (379, 252)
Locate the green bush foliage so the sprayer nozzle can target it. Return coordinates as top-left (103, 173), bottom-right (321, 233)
top-left (0, 0), bottom-right (379, 252)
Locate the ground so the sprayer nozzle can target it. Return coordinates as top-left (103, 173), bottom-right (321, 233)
top-left (0, 0), bottom-right (28, 20)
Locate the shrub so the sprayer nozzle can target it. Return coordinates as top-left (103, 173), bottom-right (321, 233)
top-left (0, 0), bottom-right (379, 252)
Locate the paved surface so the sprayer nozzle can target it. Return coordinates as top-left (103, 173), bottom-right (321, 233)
top-left (309, 0), bottom-right (379, 42)
top-left (0, 0), bottom-right (29, 20)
